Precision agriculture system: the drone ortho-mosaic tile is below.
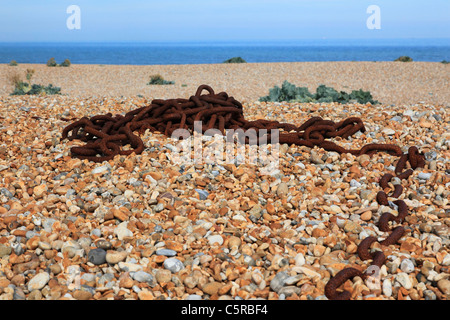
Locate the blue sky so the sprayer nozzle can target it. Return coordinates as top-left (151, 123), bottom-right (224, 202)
top-left (0, 0), bottom-right (449, 42)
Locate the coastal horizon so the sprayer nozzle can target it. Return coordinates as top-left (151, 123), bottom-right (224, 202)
top-left (1, 38), bottom-right (449, 65)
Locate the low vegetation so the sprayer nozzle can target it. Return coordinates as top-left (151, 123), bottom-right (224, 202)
top-left (259, 80), bottom-right (378, 104)
top-left (147, 74), bottom-right (175, 85)
top-left (47, 57), bottom-right (71, 67)
top-left (223, 57), bottom-right (246, 63)
top-left (394, 56), bottom-right (413, 62)
top-left (10, 69), bottom-right (61, 95)
top-left (8, 60), bottom-right (18, 66)
top-left (60, 59), bottom-right (71, 67)
top-left (46, 57), bottom-right (58, 67)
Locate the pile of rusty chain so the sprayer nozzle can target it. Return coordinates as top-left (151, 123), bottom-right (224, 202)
top-left (61, 85), bottom-right (426, 300)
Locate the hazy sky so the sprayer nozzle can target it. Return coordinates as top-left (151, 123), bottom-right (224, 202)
top-left (0, 0), bottom-right (449, 42)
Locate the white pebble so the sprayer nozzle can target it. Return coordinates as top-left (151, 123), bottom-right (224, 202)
top-left (400, 259), bottom-right (415, 273)
top-left (382, 279), bottom-right (392, 297)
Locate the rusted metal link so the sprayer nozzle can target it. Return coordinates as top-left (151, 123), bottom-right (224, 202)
top-left (324, 267), bottom-right (363, 300)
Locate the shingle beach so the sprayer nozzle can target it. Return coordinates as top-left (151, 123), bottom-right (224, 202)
top-left (0, 61), bottom-right (448, 300)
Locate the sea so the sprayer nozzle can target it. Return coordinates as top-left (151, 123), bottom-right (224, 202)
top-left (0, 38), bottom-right (449, 65)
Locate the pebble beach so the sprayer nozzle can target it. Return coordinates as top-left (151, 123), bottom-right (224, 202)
top-left (0, 61), bottom-right (449, 301)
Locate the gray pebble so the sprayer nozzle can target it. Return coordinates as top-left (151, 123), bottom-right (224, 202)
top-left (131, 270), bottom-right (154, 283)
top-left (195, 189), bottom-right (209, 200)
top-left (0, 188), bottom-right (14, 199)
top-left (418, 172), bottom-right (432, 180)
top-left (424, 151), bottom-right (437, 161)
top-left (87, 248), bottom-right (107, 265)
top-left (163, 258), bottom-right (185, 273)
top-left (154, 203), bottom-right (165, 212)
top-left (155, 249), bottom-right (177, 257)
top-left (350, 179), bottom-right (362, 188)
top-left (424, 290), bottom-right (436, 300)
top-left (270, 271), bottom-right (289, 293)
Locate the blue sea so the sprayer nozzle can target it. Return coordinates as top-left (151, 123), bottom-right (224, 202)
top-left (1, 39), bottom-right (449, 65)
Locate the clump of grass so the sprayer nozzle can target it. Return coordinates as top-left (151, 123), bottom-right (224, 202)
top-left (10, 69), bottom-right (60, 95)
top-left (60, 59), bottom-right (71, 67)
top-left (9, 60), bottom-right (18, 66)
top-left (223, 57), bottom-right (246, 63)
top-left (147, 74), bottom-right (175, 85)
top-left (394, 56), bottom-right (413, 62)
top-left (46, 57), bottom-right (58, 67)
top-left (259, 80), bottom-right (378, 104)
top-left (47, 57), bottom-right (71, 67)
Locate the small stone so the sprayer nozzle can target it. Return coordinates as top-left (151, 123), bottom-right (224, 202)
top-left (38, 241), bottom-right (52, 250)
top-left (0, 244), bottom-right (12, 257)
top-left (114, 221), bottom-right (133, 240)
top-left (91, 165), bottom-right (109, 174)
top-left (294, 253), bottom-right (305, 266)
top-left (195, 189), bottom-right (209, 200)
top-left (49, 264), bottom-right (62, 275)
top-left (270, 271), bottom-right (289, 293)
top-left (395, 272), bottom-right (412, 290)
top-left (278, 286), bottom-right (301, 297)
top-left (96, 240), bottom-right (112, 250)
top-left (424, 290), bottom-right (436, 300)
top-left (202, 282), bottom-right (223, 296)
top-left (132, 271), bottom-right (154, 283)
top-left (400, 259), bottom-right (415, 273)
top-left (27, 272), bottom-right (50, 291)
top-left (437, 279), bottom-right (450, 295)
top-left (207, 235), bottom-right (224, 246)
top-left (163, 258), bottom-right (185, 273)
top-left (105, 250), bottom-right (127, 264)
top-left (310, 151), bottom-right (324, 164)
top-left (344, 221), bottom-right (362, 234)
top-left (227, 236), bottom-right (241, 248)
top-left (296, 266), bottom-right (321, 279)
top-left (33, 184), bottom-right (47, 199)
top-left (382, 279), bottom-right (392, 297)
top-left (360, 210), bottom-right (372, 221)
top-left (88, 248), bottom-right (107, 265)
top-left (382, 128), bottom-right (396, 135)
top-left (0, 188), bottom-right (13, 199)
top-left (73, 290), bottom-right (93, 300)
top-left (276, 182), bottom-right (289, 197)
top-left (418, 172), bottom-right (432, 180)
top-left (357, 154), bottom-right (371, 166)
top-left (442, 254), bottom-right (450, 266)
top-left (156, 249), bottom-right (177, 257)
top-left (155, 269), bottom-right (172, 283)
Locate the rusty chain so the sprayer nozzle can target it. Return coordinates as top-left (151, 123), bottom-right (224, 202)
top-left (61, 85), bottom-right (426, 300)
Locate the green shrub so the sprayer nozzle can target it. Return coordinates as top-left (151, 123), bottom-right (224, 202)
top-left (259, 81), bottom-right (378, 104)
top-left (9, 60), bottom-right (18, 66)
top-left (60, 59), bottom-right (71, 67)
top-left (223, 57), bottom-right (246, 63)
top-left (47, 57), bottom-right (58, 67)
top-left (441, 60), bottom-right (449, 64)
top-left (11, 83), bottom-right (61, 95)
top-left (147, 74), bottom-right (175, 85)
top-left (10, 69), bottom-right (60, 95)
top-left (394, 56), bottom-right (413, 62)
